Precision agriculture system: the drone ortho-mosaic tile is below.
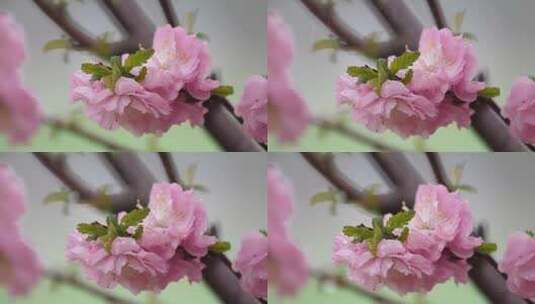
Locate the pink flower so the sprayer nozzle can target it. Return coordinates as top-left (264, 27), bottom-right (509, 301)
top-left (498, 231), bottom-right (535, 300)
top-left (503, 77), bottom-right (535, 144)
top-left (268, 12), bottom-right (310, 143)
top-left (0, 13), bottom-right (25, 73)
top-left (414, 27), bottom-right (484, 103)
top-left (0, 166), bottom-right (42, 297)
top-left (333, 234), bottom-right (434, 294)
top-left (0, 232), bottom-right (43, 297)
top-left (233, 231), bottom-right (268, 299)
top-left (236, 75), bottom-right (268, 144)
top-left (269, 235), bottom-right (308, 297)
top-left (267, 165), bottom-right (294, 239)
top-left (336, 76), bottom-right (437, 138)
top-left (407, 184), bottom-right (482, 261)
top-left (267, 165), bottom-right (308, 296)
top-left (66, 233), bottom-right (169, 294)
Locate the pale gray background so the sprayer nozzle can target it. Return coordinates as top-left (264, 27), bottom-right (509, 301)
top-left (270, 153), bottom-right (535, 268)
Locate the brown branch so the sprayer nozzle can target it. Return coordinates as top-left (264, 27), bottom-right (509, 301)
top-left (425, 152), bottom-right (451, 188)
top-left (159, 0), bottom-right (180, 27)
top-left (45, 270), bottom-right (137, 304)
top-left (313, 271), bottom-right (404, 304)
top-left (311, 117), bottom-right (397, 151)
top-left (158, 152), bottom-right (182, 185)
top-left (299, 0), bottom-right (404, 58)
top-left (426, 0), bottom-right (448, 29)
top-left (44, 117), bottom-right (130, 151)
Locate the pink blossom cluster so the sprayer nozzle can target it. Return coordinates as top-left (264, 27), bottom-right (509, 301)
top-left (503, 77), bottom-right (535, 144)
top-left (236, 75), bottom-right (268, 144)
top-left (0, 165), bottom-right (43, 297)
top-left (333, 184), bottom-right (482, 295)
top-left (233, 231), bottom-right (268, 299)
top-left (267, 165), bottom-right (308, 296)
top-left (71, 25), bottom-right (219, 136)
top-left (0, 13), bottom-right (42, 144)
top-left (337, 27), bottom-right (486, 138)
top-left (499, 231), bottom-right (535, 300)
top-left (66, 182), bottom-right (216, 294)
top-left (268, 12), bottom-right (310, 143)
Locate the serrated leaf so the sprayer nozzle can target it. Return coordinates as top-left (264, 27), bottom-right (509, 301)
top-left (312, 38), bottom-right (340, 52)
top-left (450, 163), bottom-right (466, 187)
top-left (461, 32), bottom-right (478, 41)
top-left (343, 225), bottom-right (374, 241)
top-left (77, 222), bottom-right (108, 240)
top-left (476, 242), bottom-right (497, 254)
top-left (389, 51), bottom-right (420, 75)
top-left (453, 10), bottom-right (466, 34)
top-left (81, 63), bottom-right (111, 80)
top-left (124, 48), bottom-right (154, 72)
top-left (259, 229), bottom-right (267, 237)
top-left (196, 32), bottom-right (210, 41)
top-left (310, 190), bottom-right (337, 205)
top-left (133, 225), bottom-right (144, 240)
top-left (44, 190), bottom-right (70, 205)
top-left (367, 217), bottom-right (384, 255)
top-left (401, 69), bottom-right (414, 85)
top-left (135, 66), bottom-right (148, 82)
top-left (375, 58), bottom-right (389, 94)
top-left (185, 164), bottom-right (198, 187)
top-left (191, 184), bottom-right (209, 193)
top-left (212, 85), bottom-right (234, 97)
top-left (346, 66), bottom-right (378, 82)
top-left (385, 210), bottom-right (415, 233)
top-left (109, 56), bottom-right (123, 90)
top-left (209, 241), bottom-right (231, 253)
top-left (43, 38), bottom-right (72, 52)
top-left (185, 9), bottom-right (199, 34)
top-left (454, 184), bottom-right (477, 193)
top-left (399, 227), bottom-right (410, 242)
top-left (101, 216), bottom-right (119, 253)
top-left (120, 207), bottom-right (150, 228)
top-left (527, 230), bottom-right (535, 237)
top-left (478, 87), bottom-right (500, 98)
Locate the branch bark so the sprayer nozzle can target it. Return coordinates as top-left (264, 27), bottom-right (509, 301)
top-left (159, 0), bottom-right (180, 27)
top-left (425, 152), bottom-right (451, 187)
top-left (426, 0), bottom-right (448, 29)
top-left (158, 152), bottom-right (182, 185)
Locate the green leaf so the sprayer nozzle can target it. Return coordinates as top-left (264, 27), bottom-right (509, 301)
top-left (77, 221), bottom-right (108, 240)
top-left (184, 164), bottom-right (198, 187)
top-left (452, 10), bottom-right (466, 34)
top-left (196, 32), bottom-right (210, 41)
top-left (109, 56), bottom-right (123, 90)
top-left (133, 225), bottom-right (144, 240)
top-left (399, 227), bottom-right (410, 242)
top-left (135, 66), bottom-right (148, 82)
top-left (346, 66), bottom-right (378, 82)
top-left (476, 242), bottom-right (497, 255)
top-left (124, 48), bottom-right (154, 72)
top-left (209, 241), bottom-right (231, 253)
top-left (454, 184), bottom-right (477, 193)
top-left (43, 190), bottom-right (70, 205)
top-left (367, 217), bottom-right (384, 255)
top-left (385, 210), bottom-right (415, 233)
top-left (101, 216), bottom-right (119, 253)
top-left (343, 225), bottom-right (374, 241)
top-left (259, 229), bottom-right (267, 237)
top-left (478, 87), bottom-right (500, 98)
top-left (212, 85), bottom-right (234, 97)
top-left (375, 58), bottom-right (389, 94)
top-left (312, 38), bottom-right (340, 52)
top-left (43, 38), bottom-right (72, 52)
top-left (401, 69), bottom-right (414, 85)
top-left (389, 51), bottom-right (420, 75)
top-left (527, 230), bottom-right (535, 237)
top-left (310, 189), bottom-right (337, 205)
top-left (450, 163), bottom-right (465, 187)
top-left (81, 63), bottom-right (111, 80)
top-left (120, 207), bottom-right (150, 228)
top-left (185, 9), bottom-right (199, 34)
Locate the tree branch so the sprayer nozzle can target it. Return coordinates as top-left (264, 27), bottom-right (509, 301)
top-left (425, 152), bottom-right (451, 188)
top-left (311, 117), bottom-right (397, 151)
top-left (45, 270), bottom-right (137, 304)
top-left (159, 0), bottom-right (180, 27)
top-left (313, 271), bottom-right (404, 304)
top-left (426, 0), bottom-right (448, 29)
top-left (158, 152), bottom-right (182, 185)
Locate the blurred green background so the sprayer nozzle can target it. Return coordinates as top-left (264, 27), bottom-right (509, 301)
top-left (269, 0), bottom-right (535, 151)
top-left (0, 0), bottom-right (266, 151)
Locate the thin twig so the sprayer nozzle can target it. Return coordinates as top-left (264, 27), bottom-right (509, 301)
top-left (426, 0), bottom-right (448, 29)
top-left (311, 117), bottom-right (398, 151)
top-left (425, 152), bottom-right (451, 188)
top-left (45, 270), bottom-right (137, 304)
top-left (44, 117), bottom-right (130, 151)
top-left (313, 271), bottom-right (404, 304)
top-left (159, 0), bottom-right (180, 27)
top-left (158, 152), bottom-right (182, 185)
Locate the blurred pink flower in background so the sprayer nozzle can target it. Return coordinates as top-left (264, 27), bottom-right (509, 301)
top-left (71, 24), bottom-right (219, 136)
top-left (267, 165), bottom-right (308, 297)
top-left (67, 182), bottom-right (215, 294)
top-left (0, 165), bottom-right (42, 297)
top-left (268, 12), bottom-right (310, 144)
top-left (499, 231), bottom-right (535, 300)
top-left (233, 231), bottom-right (268, 299)
top-left (236, 75), bottom-right (268, 144)
top-left (503, 77), bottom-right (535, 144)
top-left (0, 13), bottom-right (41, 144)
